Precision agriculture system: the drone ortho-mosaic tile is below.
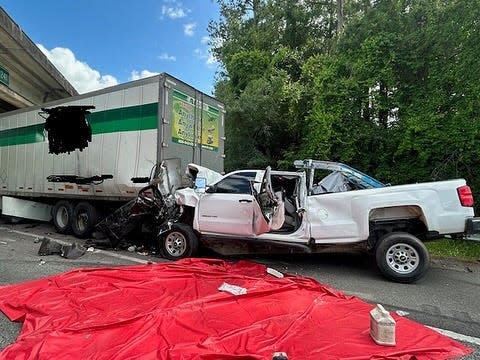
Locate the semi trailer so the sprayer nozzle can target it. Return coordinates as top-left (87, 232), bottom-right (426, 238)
top-left (0, 73), bottom-right (225, 237)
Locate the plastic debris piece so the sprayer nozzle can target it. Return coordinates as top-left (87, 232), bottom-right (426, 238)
top-left (38, 238), bottom-right (62, 256)
top-left (0, 241), bottom-right (7, 245)
top-left (218, 282), bottom-right (247, 296)
top-left (61, 243), bottom-right (86, 259)
top-left (370, 304), bottom-right (396, 346)
top-left (272, 352), bottom-right (288, 360)
top-left (267, 267), bottom-right (284, 278)
top-left (127, 246), bottom-right (136, 252)
top-left (37, 238), bottom-right (86, 259)
top-left (87, 247), bottom-right (95, 252)
top-left (396, 310), bottom-right (410, 317)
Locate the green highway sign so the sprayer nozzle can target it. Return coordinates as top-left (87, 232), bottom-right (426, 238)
top-left (0, 66), bottom-right (9, 86)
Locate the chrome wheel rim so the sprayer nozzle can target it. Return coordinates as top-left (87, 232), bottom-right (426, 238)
top-left (76, 212), bottom-right (88, 232)
top-left (386, 243), bottom-right (420, 274)
top-left (56, 206), bottom-right (69, 228)
top-left (165, 232), bottom-right (187, 257)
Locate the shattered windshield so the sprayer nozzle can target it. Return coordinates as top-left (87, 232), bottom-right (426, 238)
top-left (294, 159), bottom-right (385, 195)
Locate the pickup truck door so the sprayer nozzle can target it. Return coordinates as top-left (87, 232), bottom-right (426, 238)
top-left (196, 170), bottom-right (272, 236)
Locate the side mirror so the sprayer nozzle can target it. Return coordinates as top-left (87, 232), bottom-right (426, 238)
top-left (194, 177), bottom-right (207, 193)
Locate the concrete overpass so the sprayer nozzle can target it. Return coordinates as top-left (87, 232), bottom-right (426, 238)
top-left (0, 7), bottom-right (77, 113)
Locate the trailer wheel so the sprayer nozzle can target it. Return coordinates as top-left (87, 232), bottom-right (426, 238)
top-left (376, 232), bottom-right (429, 283)
top-left (72, 202), bottom-right (99, 238)
top-left (160, 223), bottom-right (198, 260)
top-left (52, 200), bottom-right (74, 234)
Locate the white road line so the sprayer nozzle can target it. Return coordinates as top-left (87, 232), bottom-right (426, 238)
top-left (429, 326), bottom-right (480, 345)
top-left (0, 226), bottom-right (149, 264)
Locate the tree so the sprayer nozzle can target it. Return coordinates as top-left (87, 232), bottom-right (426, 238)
top-left (210, 0), bottom-right (480, 209)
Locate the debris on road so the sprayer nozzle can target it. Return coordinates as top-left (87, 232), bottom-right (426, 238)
top-left (218, 282), bottom-right (247, 296)
top-left (0, 259), bottom-right (472, 359)
top-left (266, 267), bottom-right (284, 278)
top-left (37, 238), bottom-right (86, 260)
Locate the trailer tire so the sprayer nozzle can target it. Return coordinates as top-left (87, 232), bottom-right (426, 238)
top-left (376, 232), bottom-right (429, 283)
top-left (52, 200), bottom-right (74, 234)
top-left (160, 223), bottom-right (198, 260)
top-left (72, 202), bottom-right (99, 238)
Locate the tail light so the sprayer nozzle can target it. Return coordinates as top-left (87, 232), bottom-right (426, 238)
top-left (457, 185), bottom-right (474, 207)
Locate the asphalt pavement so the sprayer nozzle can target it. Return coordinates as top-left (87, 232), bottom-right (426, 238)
top-left (0, 221), bottom-right (479, 358)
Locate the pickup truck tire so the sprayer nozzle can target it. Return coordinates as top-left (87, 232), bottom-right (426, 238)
top-left (72, 202), bottom-right (99, 238)
top-left (52, 200), bottom-right (74, 234)
top-left (375, 232), bottom-right (429, 283)
top-left (160, 223), bottom-right (198, 260)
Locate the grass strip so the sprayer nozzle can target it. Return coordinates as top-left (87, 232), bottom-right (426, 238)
top-left (426, 238), bottom-right (480, 261)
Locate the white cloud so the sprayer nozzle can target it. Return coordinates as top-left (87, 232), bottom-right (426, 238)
top-left (160, 0), bottom-right (190, 20)
top-left (195, 36), bottom-right (219, 67)
top-left (129, 70), bottom-right (160, 81)
top-left (158, 53), bottom-right (177, 61)
top-left (38, 44), bottom-right (118, 94)
top-left (162, 5), bottom-right (186, 19)
top-left (184, 22), bottom-right (196, 36)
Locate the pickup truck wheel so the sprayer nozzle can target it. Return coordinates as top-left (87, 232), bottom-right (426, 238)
top-left (52, 200), bottom-right (74, 234)
top-left (160, 223), bottom-right (198, 260)
top-left (72, 202), bottom-right (99, 238)
top-left (375, 232), bottom-right (429, 283)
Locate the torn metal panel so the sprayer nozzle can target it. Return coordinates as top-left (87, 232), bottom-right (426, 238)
top-left (41, 106), bottom-right (94, 154)
top-left (175, 188), bottom-right (199, 207)
top-left (185, 163), bottom-right (223, 185)
top-left (96, 181), bottom-right (181, 248)
top-left (46, 174), bottom-right (113, 185)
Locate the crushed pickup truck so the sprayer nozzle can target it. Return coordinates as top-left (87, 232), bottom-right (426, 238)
top-left (96, 158), bottom-right (480, 283)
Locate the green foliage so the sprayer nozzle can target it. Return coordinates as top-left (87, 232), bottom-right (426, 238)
top-left (426, 239), bottom-right (480, 261)
top-left (210, 0), bottom-right (480, 208)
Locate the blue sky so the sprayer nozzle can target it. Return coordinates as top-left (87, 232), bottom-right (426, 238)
top-left (0, 0), bottom-right (221, 94)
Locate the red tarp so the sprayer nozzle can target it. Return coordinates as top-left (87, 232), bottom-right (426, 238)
top-left (0, 258), bottom-right (472, 360)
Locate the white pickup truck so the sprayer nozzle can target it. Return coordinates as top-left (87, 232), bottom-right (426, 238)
top-left (98, 159), bottom-right (480, 283)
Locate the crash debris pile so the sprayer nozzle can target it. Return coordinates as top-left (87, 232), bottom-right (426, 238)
top-left (0, 259), bottom-right (472, 360)
top-left (42, 106), bottom-right (94, 154)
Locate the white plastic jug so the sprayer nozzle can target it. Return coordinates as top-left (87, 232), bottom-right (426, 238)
top-left (370, 304), bottom-right (396, 346)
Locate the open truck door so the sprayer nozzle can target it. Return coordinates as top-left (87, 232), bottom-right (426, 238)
top-left (196, 168), bottom-right (279, 236)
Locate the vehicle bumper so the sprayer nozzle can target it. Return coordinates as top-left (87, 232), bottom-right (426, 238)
top-left (465, 217), bottom-right (480, 235)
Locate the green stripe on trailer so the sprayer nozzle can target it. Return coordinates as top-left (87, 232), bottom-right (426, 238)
top-left (88, 103), bottom-right (158, 134)
top-left (173, 89), bottom-right (189, 101)
top-left (0, 124), bottom-right (45, 146)
top-left (0, 103), bottom-right (158, 147)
